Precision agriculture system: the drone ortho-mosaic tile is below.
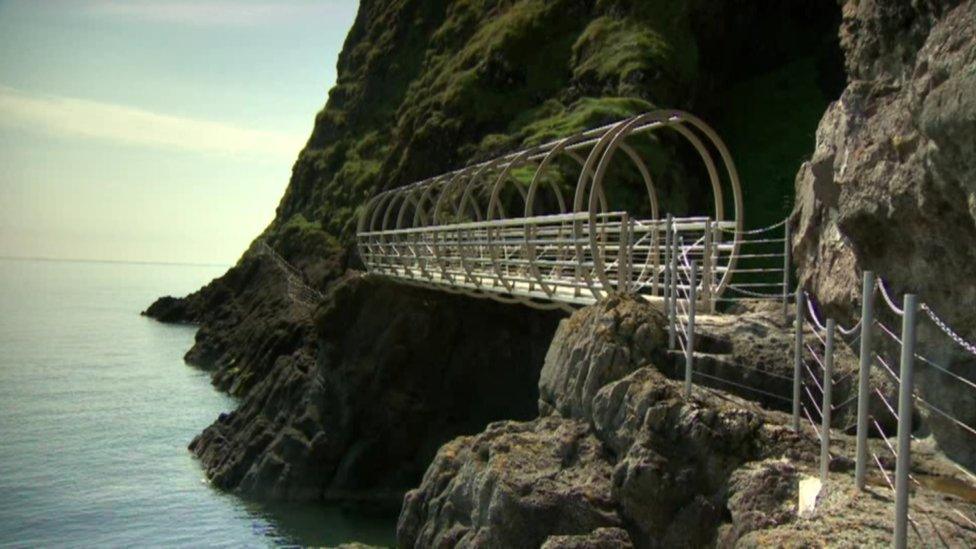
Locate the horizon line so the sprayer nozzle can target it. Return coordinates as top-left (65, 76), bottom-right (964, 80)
top-left (0, 255), bottom-right (232, 269)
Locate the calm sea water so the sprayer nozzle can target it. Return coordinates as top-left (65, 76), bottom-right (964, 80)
top-left (0, 258), bottom-right (395, 547)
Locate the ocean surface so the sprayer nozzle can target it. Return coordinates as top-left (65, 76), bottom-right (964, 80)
top-left (0, 258), bottom-right (395, 547)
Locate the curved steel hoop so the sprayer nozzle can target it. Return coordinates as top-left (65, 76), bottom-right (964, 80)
top-left (357, 110), bottom-right (744, 309)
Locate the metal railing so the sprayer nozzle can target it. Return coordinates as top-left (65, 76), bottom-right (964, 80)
top-left (357, 109), bottom-right (750, 313)
top-left (787, 274), bottom-right (976, 548)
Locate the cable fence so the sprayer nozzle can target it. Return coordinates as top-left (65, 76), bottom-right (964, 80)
top-left (790, 273), bottom-right (976, 548)
top-left (668, 259), bottom-right (976, 548)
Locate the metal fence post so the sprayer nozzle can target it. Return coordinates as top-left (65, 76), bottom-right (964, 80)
top-left (894, 294), bottom-right (917, 549)
top-left (669, 222), bottom-right (679, 350)
top-left (821, 318), bottom-right (835, 484)
top-left (783, 221), bottom-right (791, 321)
top-left (793, 289), bottom-right (804, 431)
top-left (664, 214), bottom-right (673, 310)
top-left (619, 212), bottom-right (630, 294)
top-left (685, 261), bottom-right (697, 398)
top-left (855, 271), bottom-right (875, 491)
top-left (702, 220), bottom-right (713, 313)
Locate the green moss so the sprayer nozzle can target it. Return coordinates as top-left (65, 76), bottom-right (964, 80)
top-left (572, 17), bottom-right (690, 90)
top-left (262, 0), bottom-right (836, 264)
top-left (512, 97), bottom-right (655, 146)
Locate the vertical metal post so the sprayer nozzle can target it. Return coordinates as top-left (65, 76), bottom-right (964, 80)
top-left (651, 219), bottom-right (659, 296)
top-left (627, 217), bottom-right (634, 294)
top-left (664, 214), bottom-right (673, 306)
top-left (793, 289), bottom-right (804, 431)
top-left (702, 219), bottom-right (713, 313)
top-left (894, 294), bottom-right (917, 549)
top-left (821, 318), bottom-right (835, 484)
top-left (685, 261), bottom-right (697, 398)
top-left (619, 212), bottom-right (630, 294)
top-left (855, 271), bottom-right (875, 491)
top-left (783, 221), bottom-right (791, 321)
top-left (668, 218), bottom-right (678, 349)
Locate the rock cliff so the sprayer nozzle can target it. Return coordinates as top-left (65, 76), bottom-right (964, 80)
top-left (186, 273), bottom-right (561, 503)
top-left (792, 0), bottom-right (976, 467)
top-left (398, 297), bottom-right (976, 547)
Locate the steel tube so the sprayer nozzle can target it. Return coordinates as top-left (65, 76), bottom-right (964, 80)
top-left (669, 225), bottom-right (679, 350)
top-left (855, 271), bottom-right (875, 490)
top-left (685, 262), bottom-right (697, 398)
top-left (793, 289), bottom-right (804, 431)
top-left (665, 214), bottom-right (674, 347)
top-left (821, 318), bottom-right (835, 483)
top-left (782, 221), bottom-right (791, 320)
top-left (893, 294), bottom-right (917, 549)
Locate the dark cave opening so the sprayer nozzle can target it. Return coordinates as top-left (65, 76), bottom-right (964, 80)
top-left (695, 1), bottom-right (846, 231)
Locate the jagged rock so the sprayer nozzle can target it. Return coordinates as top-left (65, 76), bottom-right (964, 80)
top-left (541, 296), bottom-right (897, 436)
top-left (717, 458), bottom-right (800, 544)
top-left (397, 416), bottom-right (623, 548)
top-left (189, 273), bottom-right (561, 502)
top-left (143, 246), bottom-right (325, 397)
top-left (723, 459), bottom-right (976, 548)
top-left (402, 295), bottom-right (976, 547)
top-left (539, 296), bottom-right (668, 419)
top-left (540, 527), bottom-right (634, 548)
top-left (590, 366), bottom-right (778, 544)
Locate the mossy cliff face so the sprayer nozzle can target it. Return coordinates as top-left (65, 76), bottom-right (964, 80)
top-left (146, 0), bottom-right (844, 504)
top-left (276, 0), bottom-right (842, 246)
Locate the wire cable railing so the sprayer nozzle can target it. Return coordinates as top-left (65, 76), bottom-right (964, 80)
top-left (793, 273), bottom-right (976, 548)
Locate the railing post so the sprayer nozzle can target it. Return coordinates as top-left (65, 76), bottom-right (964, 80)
top-left (855, 271), bottom-right (875, 491)
top-left (664, 214), bottom-right (673, 307)
top-left (619, 212), bottom-right (630, 294)
top-left (821, 318), bottom-right (835, 484)
top-left (793, 289), bottom-right (804, 431)
top-left (685, 261), bottom-right (697, 398)
top-left (894, 294), bottom-right (917, 549)
top-left (668, 219), bottom-right (678, 350)
top-left (783, 220), bottom-right (791, 321)
top-left (702, 219), bottom-right (713, 313)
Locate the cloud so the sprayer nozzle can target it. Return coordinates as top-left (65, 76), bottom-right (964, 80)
top-left (0, 86), bottom-right (305, 159)
top-left (86, 1), bottom-right (353, 27)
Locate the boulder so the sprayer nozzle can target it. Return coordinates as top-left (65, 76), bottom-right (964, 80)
top-left (397, 416), bottom-right (624, 548)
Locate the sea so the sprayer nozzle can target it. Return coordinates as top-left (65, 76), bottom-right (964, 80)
top-left (0, 258), bottom-right (395, 547)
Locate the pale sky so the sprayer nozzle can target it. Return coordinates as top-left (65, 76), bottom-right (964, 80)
top-left (0, 0), bottom-right (359, 265)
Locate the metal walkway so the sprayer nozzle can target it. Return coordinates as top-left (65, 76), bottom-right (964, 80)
top-left (357, 110), bottom-right (789, 313)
